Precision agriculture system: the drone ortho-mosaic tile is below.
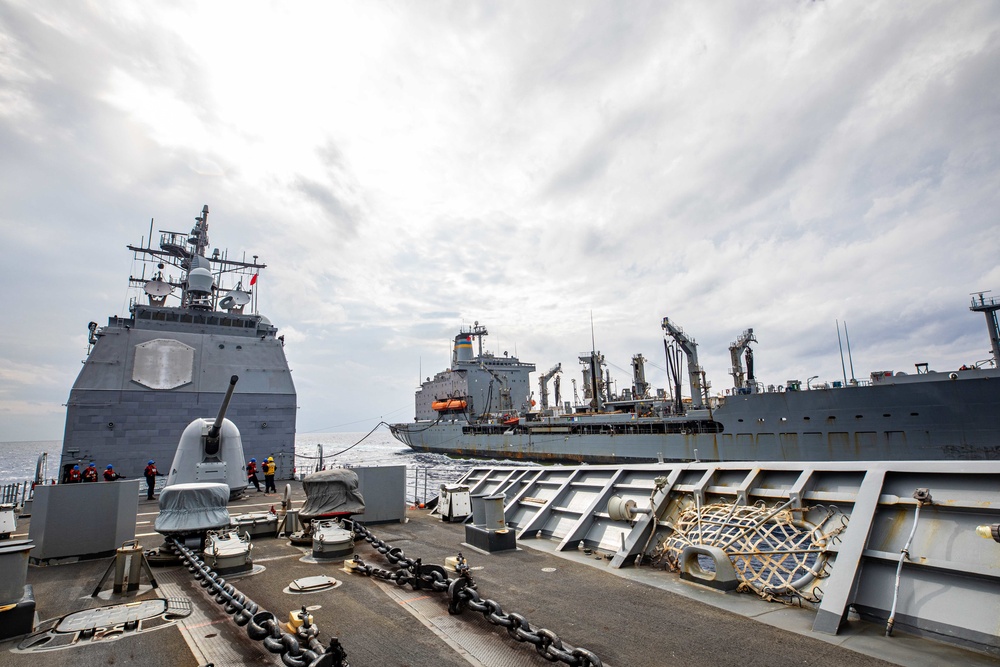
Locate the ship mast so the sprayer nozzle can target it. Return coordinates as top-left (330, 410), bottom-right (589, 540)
top-left (125, 205), bottom-right (265, 314)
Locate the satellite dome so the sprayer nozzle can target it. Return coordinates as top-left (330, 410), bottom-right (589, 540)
top-left (187, 267), bottom-right (214, 294)
top-left (190, 255), bottom-right (212, 271)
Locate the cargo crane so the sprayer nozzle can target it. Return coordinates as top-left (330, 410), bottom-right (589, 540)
top-left (661, 317), bottom-right (704, 409)
top-left (729, 328), bottom-right (758, 394)
top-left (537, 363), bottom-right (562, 411)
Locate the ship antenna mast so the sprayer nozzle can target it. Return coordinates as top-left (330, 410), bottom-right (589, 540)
top-left (844, 321), bottom-right (856, 383)
top-left (837, 320), bottom-right (848, 386)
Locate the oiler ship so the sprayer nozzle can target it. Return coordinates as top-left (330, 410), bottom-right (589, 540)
top-left (60, 205), bottom-right (296, 481)
top-left (390, 296), bottom-right (1000, 463)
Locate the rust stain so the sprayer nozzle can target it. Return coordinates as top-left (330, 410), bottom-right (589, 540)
top-left (398, 595), bottom-right (433, 605)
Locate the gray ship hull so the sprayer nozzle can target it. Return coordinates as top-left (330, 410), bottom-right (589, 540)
top-left (392, 370), bottom-right (1000, 463)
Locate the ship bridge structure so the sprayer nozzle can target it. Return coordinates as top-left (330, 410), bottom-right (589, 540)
top-left (61, 206), bottom-right (296, 482)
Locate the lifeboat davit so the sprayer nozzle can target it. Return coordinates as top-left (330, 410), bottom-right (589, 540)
top-left (432, 399), bottom-right (467, 412)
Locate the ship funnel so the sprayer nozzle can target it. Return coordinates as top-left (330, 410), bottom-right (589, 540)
top-left (454, 333), bottom-right (474, 362)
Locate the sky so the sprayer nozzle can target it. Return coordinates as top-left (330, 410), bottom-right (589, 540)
top-left (1, 1), bottom-right (999, 442)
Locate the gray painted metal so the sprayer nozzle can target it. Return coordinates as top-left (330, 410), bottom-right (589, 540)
top-left (28, 480), bottom-right (141, 561)
top-left (352, 465), bottom-right (407, 524)
top-left (61, 206), bottom-right (296, 482)
top-left (453, 459), bottom-right (1000, 659)
top-left (392, 304), bottom-right (1000, 463)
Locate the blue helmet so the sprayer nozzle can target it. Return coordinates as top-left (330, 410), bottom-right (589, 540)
top-left (148, 460), bottom-right (155, 465)
top-left (106, 465), bottom-right (113, 469)
top-left (250, 458), bottom-right (256, 462)
top-left (89, 462), bottom-right (96, 467)
top-left (73, 465), bottom-right (80, 470)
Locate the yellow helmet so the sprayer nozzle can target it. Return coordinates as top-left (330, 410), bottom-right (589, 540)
top-left (267, 457), bottom-right (274, 462)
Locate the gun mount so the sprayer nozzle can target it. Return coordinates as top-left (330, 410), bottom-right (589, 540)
top-left (165, 374), bottom-right (248, 499)
top-left (205, 375), bottom-right (239, 455)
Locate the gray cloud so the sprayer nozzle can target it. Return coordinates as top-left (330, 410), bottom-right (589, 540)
top-left (1, 1), bottom-right (999, 443)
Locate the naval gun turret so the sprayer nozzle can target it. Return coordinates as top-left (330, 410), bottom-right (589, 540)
top-left (165, 375), bottom-right (248, 499)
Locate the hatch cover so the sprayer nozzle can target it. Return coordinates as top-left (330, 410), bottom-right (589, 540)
top-left (288, 575), bottom-right (341, 593)
top-left (14, 597), bottom-right (191, 653)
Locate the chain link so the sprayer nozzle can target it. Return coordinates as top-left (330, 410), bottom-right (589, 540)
top-left (346, 520), bottom-right (603, 667)
top-left (169, 537), bottom-right (350, 667)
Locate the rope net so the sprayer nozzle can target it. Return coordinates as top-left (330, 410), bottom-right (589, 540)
top-left (651, 500), bottom-right (847, 603)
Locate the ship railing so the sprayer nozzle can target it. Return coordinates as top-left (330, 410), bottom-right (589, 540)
top-left (971, 294), bottom-right (999, 308)
top-left (0, 480), bottom-right (34, 508)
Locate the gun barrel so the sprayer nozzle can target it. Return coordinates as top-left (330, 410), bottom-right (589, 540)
top-left (207, 375), bottom-right (239, 440)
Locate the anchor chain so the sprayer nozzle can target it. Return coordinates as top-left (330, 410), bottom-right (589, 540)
top-left (345, 520), bottom-right (603, 667)
top-left (168, 537), bottom-right (350, 667)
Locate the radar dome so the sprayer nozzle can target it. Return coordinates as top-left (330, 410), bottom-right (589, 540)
top-left (187, 267), bottom-right (214, 294)
top-left (190, 255), bottom-right (212, 271)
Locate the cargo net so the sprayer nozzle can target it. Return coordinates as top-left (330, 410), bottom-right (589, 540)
top-left (651, 500), bottom-right (847, 604)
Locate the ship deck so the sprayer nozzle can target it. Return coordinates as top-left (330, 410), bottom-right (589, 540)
top-left (3, 483), bottom-right (994, 667)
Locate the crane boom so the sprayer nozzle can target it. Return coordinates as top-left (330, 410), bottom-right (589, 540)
top-left (661, 317), bottom-right (703, 408)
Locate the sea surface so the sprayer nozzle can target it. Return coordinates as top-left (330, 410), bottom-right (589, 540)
top-left (0, 429), bottom-right (533, 504)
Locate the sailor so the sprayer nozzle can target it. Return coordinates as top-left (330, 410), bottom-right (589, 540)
top-left (67, 464), bottom-right (82, 483)
top-left (263, 456), bottom-right (276, 494)
top-left (83, 462), bottom-right (99, 482)
top-left (103, 464), bottom-right (124, 481)
top-left (247, 457), bottom-right (261, 492)
top-left (144, 460), bottom-right (163, 500)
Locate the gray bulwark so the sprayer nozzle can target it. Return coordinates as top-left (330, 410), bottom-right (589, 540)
top-left (28, 481), bottom-right (141, 562)
top-left (454, 459), bottom-right (1000, 660)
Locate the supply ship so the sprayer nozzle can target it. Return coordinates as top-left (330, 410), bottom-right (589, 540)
top-left (390, 296), bottom-right (1000, 463)
top-left (60, 205), bottom-right (296, 481)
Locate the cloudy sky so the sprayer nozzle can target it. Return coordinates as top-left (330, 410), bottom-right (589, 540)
top-left (1, 1), bottom-right (998, 442)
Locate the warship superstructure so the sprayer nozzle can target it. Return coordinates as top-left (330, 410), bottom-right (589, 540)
top-left (60, 205), bottom-right (296, 481)
top-left (391, 295), bottom-right (1000, 463)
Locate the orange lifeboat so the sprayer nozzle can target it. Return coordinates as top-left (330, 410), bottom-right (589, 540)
top-left (432, 399), bottom-right (467, 412)
top-left (503, 416), bottom-right (519, 426)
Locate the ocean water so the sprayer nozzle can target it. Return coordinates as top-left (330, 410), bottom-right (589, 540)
top-left (0, 429), bottom-right (532, 503)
